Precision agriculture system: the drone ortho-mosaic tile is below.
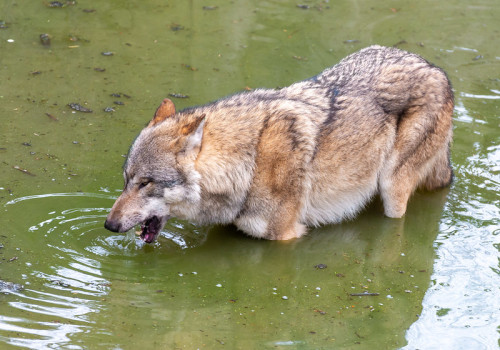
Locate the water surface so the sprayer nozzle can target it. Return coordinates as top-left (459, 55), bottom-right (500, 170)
top-left (1, 0), bottom-right (499, 349)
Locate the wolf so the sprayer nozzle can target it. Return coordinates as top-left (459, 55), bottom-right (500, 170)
top-left (104, 45), bottom-right (453, 242)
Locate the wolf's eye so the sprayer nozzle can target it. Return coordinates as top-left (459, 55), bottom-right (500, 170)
top-left (138, 180), bottom-right (152, 190)
top-left (164, 179), bottom-right (178, 188)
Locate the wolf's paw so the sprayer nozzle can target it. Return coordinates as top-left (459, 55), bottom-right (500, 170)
top-left (275, 223), bottom-right (307, 240)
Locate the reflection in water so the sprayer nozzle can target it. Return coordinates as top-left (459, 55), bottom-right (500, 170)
top-left (0, 189), bottom-right (447, 349)
top-left (404, 97), bottom-right (500, 349)
top-left (88, 190), bottom-right (449, 349)
top-left (405, 216), bottom-right (499, 349)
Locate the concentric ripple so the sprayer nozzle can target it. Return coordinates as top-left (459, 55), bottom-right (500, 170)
top-left (0, 192), bottom-right (208, 349)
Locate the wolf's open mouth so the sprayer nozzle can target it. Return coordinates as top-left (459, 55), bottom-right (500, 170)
top-left (140, 216), bottom-right (162, 243)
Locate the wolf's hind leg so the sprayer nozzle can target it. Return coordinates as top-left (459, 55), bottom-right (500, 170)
top-left (379, 78), bottom-right (453, 218)
top-left (379, 167), bottom-right (418, 219)
top-left (419, 142), bottom-right (453, 191)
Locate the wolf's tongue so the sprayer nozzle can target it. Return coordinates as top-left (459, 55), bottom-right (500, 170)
top-left (141, 231), bottom-right (156, 244)
top-left (140, 216), bottom-right (161, 243)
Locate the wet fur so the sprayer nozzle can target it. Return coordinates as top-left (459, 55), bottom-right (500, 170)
top-left (105, 45), bottom-right (453, 240)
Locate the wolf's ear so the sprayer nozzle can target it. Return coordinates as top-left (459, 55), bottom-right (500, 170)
top-left (181, 115), bottom-right (206, 156)
top-left (149, 98), bottom-right (176, 127)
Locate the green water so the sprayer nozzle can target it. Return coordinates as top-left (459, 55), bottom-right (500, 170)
top-left (1, 1), bottom-right (498, 349)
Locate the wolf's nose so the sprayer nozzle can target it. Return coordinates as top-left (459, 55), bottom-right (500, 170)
top-left (104, 219), bottom-right (121, 232)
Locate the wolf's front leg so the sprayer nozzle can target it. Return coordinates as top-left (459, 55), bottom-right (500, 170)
top-left (233, 111), bottom-right (313, 240)
top-left (234, 196), bottom-right (307, 240)
top-left (267, 200), bottom-right (308, 240)
top-left (275, 221), bottom-right (307, 240)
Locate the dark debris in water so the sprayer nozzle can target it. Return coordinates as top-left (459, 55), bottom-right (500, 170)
top-left (169, 93), bottom-right (189, 99)
top-left (50, 280), bottom-right (70, 288)
top-left (68, 35), bottom-right (90, 43)
top-left (0, 280), bottom-right (24, 293)
top-left (314, 263), bottom-right (327, 269)
top-left (40, 33), bottom-right (51, 47)
top-left (393, 40), bottom-right (408, 47)
top-left (46, 1), bottom-right (76, 8)
top-left (111, 93), bottom-right (131, 99)
top-left (181, 63), bottom-right (198, 71)
top-left (170, 23), bottom-right (184, 32)
top-left (297, 3), bottom-right (330, 11)
top-left (47, 1), bottom-right (64, 7)
top-left (68, 103), bottom-right (93, 113)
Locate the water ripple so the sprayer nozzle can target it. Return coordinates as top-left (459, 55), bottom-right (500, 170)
top-left (4, 192), bottom-right (117, 206)
top-left (0, 192), bottom-right (207, 349)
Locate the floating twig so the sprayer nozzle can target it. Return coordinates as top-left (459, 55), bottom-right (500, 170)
top-left (45, 112), bottom-right (58, 121)
top-left (13, 165), bottom-right (36, 176)
top-left (349, 292), bottom-right (379, 297)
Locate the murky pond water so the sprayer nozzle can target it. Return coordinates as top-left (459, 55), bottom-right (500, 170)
top-left (1, 0), bottom-right (499, 349)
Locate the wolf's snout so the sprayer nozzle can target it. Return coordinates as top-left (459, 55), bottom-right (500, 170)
top-left (104, 218), bottom-right (122, 232)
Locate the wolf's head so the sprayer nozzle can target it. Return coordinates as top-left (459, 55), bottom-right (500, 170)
top-left (104, 99), bottom-right (205, 243)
